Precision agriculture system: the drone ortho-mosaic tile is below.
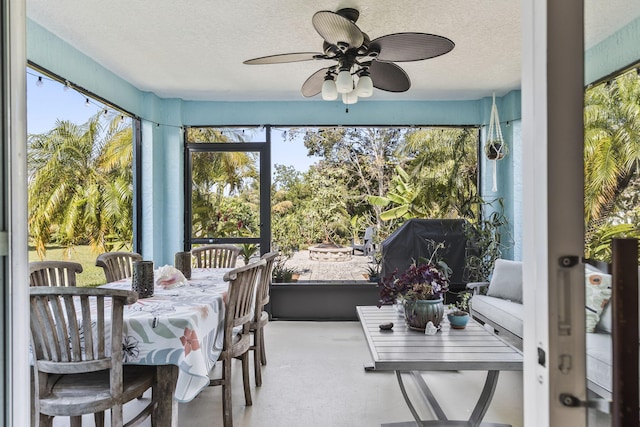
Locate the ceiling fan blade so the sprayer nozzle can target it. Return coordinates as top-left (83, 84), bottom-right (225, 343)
top-left (312, 11), bottom-right (364, 49)
top-left (244, 52), bottom-right (324, 65)
top-left (301, 68), bottom-right (330, 97)
top-left (371, 33), bottom-right (455, 62)
top-left (369, 61), bottom-right (410, 92)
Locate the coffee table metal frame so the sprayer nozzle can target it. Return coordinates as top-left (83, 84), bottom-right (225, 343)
top-left (357, 306), bottom-right (523, 427)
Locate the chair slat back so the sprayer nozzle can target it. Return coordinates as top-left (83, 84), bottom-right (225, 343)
top-left (256, 251), bottom-right (278, 312)
top-left (192, 244), bottom-right (240, 268)
top-left (29, 261), bottom-right (83, 287)
top-left (30, 287), bottom-right (137, 375)
top-left (222, 260), bottom-right (266, 345)
top-left (96, 252), bottom-right (143, 283)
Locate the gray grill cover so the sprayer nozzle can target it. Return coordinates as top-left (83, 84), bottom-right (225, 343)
top-left (380, 219), bottom-right (467, 291)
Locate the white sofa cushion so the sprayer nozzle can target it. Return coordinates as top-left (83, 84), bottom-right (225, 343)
top-left (486, 259), bottom-right (523, 303)
top-left (586, 332), bottom-right (612, 395)
top-left (470, 294), bottom-right (523, 339)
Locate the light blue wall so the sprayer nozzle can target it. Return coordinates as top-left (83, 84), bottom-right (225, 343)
top-left (585, 17), bottom-right (640, 85)
top-left (180, 99), bottom-right (483, 126)
top-left (28, 17), bottom-right (640, 266)
top-left (477, 91), bottom-right (522, 261)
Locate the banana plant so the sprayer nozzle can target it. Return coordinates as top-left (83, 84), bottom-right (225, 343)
top-left (368, 165), bottom-right (428, 221)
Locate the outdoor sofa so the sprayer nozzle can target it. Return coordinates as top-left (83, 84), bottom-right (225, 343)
top-left (467, 259), bottom-right (622, 401)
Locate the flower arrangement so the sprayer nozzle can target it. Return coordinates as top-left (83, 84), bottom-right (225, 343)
top-left (377, 260), bottom-right (450, 307)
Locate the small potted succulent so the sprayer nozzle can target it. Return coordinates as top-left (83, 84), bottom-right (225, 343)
top-left (364, 264), bottom-right (380, 282)
top-left (447, 291), bottom-right (471, 329)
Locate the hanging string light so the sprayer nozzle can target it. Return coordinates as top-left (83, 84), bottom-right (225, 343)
top-left (26, 70), bottom-right (189, 131)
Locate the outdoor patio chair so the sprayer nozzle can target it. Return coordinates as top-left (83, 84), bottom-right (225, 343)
top-left (192, 244), bottom-right (241, 268)
top-left (246, 251), bottom-right (278, 386)
top-left (96, 251), bottom-right (143, 283)
top-left (29, 261), bottom-right (83, 287)
top-left (209, 259), bottom-right (266, 427)
top-left (30, 286), bottom-right (157, 427)
top-left (351, 226), bottom-right (375, 256)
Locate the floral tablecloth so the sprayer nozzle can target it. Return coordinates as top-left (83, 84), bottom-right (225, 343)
top-left (102, 268), bottom-right (231, 402)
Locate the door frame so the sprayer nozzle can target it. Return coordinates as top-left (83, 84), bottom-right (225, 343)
top-left (183, 126), bottom-right (272, 254)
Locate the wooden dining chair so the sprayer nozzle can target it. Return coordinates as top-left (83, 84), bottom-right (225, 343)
top-left (247, 251), bottom-right (278, 386)
top-left (29, 261), bottom-right (83, 287)
top-left (30, 286), bottom-right (158, 427)
top-left (96, 251), bottom-right (143, 283)
top-left (192, 244), bottom-right (241, 268)
top-left (209, 259), bottom-right (266, 427)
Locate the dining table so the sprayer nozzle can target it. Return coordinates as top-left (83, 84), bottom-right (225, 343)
top-left (101, 267), bottom-right (233, 425)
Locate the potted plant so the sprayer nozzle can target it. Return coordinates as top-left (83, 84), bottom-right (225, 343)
top-left (363, 251), bottom-right (382, 282)
top-left (447, 291), bottom-right (471, 329)
top-left (463, 198), bottom-right (512, 283)
top-left (364, 264), bottom-right (380, 282)
top-left (484, 139), bottom-right (508, 160)
top-left (240, 243), bottom-right (259, 265)
top-left (271, 255), bottom-right (300, 283)
top-left (377, 259), bottom-right (450, 331)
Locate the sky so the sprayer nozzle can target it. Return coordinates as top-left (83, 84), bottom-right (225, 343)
top-left (26, 70), bottom-right (319, 172)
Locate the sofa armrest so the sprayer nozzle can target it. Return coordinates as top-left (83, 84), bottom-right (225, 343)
top-left (466, 282), bottom-right (490, 295)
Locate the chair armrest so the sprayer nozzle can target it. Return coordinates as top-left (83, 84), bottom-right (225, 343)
top-left (466, 282), bottom-right (490, 295)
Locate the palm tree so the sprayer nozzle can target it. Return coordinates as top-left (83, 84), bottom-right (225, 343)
top-left (584, 70), bottom-right (640, 247)
top-left (405, 127), bottom-right (478, 218)
top-left (28, 113), bottom-right (133, 257)
top-left (186, 128), bottom-right (258, 238)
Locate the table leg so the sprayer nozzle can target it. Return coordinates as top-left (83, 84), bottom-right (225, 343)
top-left (383, 370), bottom-right (511, 427)
top-left (154, 365), bottom-right (179, 427)
top-left (468, 371), bottom-right (500, 425)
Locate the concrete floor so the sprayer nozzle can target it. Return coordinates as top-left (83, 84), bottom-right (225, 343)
top-left (52, 321), bottom-right (526, 427)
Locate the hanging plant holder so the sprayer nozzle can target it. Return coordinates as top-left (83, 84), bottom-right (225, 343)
top-left (486, 93), bottom-right (506, 191)
top-left (485, 139), bottom-right (508, 160)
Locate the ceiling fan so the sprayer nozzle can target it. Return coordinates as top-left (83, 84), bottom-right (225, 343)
top-left (243, 8), bottom-right (455, 104)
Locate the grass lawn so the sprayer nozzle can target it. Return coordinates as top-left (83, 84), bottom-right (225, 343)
top-left (28, 245), bottom-right (113, 287)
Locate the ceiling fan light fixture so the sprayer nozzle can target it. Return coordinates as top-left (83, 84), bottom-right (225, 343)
top-left (322, 77), bottom-right (338, 100)
top-left (336, 69), bottom-right (353, 93)
top-left (343, 91), bottom-right (358, 105)
top-left (356, 74), bottom-right (373, 97)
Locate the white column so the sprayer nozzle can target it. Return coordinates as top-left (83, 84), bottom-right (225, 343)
top-left (4, 0), bottom-right (30, 425)
top-left (522, 0), bottom-right (587, 425)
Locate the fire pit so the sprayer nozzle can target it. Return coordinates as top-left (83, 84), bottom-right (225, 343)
top-left (308, 243), bottom-right (352, 262)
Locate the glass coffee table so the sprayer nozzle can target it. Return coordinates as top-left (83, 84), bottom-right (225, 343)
top-left (357, 305), bottom-right (523, 427)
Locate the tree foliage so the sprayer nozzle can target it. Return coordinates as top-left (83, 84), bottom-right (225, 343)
top-left (584, 70), bottom-right (640, 260)
top-left (187, 128), bottom-right (259, 239)
top-left (28, 113), bottom-right (133, 257)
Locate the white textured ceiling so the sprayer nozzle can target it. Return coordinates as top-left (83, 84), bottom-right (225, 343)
top-left (26, 1), bottom-right (640, 102)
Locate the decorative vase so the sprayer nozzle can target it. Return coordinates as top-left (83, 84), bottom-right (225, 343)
top-left (447, 312), bottom-right (470, 329)
top-left (132, 260), bottom-right (154, 299)
top-left (403, 298), bottom-right (444, 331)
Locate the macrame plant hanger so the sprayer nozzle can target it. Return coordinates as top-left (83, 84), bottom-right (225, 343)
top-left (486, 92), bottom-right (505, 192)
